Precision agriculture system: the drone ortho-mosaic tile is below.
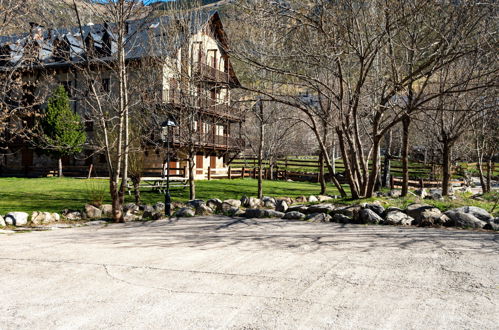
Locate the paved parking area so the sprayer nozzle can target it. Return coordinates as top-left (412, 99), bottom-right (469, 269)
top-left (0, 217), bottom-right (498, 329)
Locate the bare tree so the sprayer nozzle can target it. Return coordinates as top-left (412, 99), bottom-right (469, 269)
top-left (230, 0), bottom-right (497, 199)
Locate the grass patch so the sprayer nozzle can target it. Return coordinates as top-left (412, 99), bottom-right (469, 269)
top-left (0, 177), bottom-right (346, 214)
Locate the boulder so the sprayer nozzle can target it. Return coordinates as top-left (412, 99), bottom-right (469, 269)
top-left (450, 206), bottom-right (492, 222)
top-left (317, 195), bottom-right (334, 202)
top-left (362, 202), bottom-right (385, 216)
top-left (0, 215), bottom-right (6, 227)
top-left (427, 189), bottom-right (443, 201)
top-left (84, 204), bottom-right (102, 219)
top-left (389, 190), bottom-right (402, 198)
top-left (124, 203), bottom-right (139, 212)
top-left (175, 207), bottom-right (195, 218)
top-left (358, 209), bottom-right (383, 224)
top-left (31, 211), bottom-right (56, 225)
top-left (282, 211), bottom-right (306, 220)
top-left (244, 208), bottom-right (267, 218)
top-left (153, 202), bottom-right (165, 212)
top-left (287, 205), bottom-right (309, 214)
top-left (5, 212), bottom-right (29, 226)
top-left (414, 188), bottom-right (428, 199)
top-left (263, 199), bottom-right (276, 209)
top-left (62, 210), bottom-right (82, 221)
top-left (406, 204), bottom-right (443, 227)
top-left (275, 200), bottom-right (289, 213)
top-left (307, 203), bottom-right (335, 214)
top-left (240, 196), bottom-right (250, 208)
top-left (99, 204), bottom-right (113, 216)
top-left (383, 207), bottom-right (404, 216)
top-left (308, 195), bottom-right (319, 203)
top-left (444, 210), bottom-right (487, 229)
top-left (306, 213), bottom-right (332, 223)
top-left (334, 205), bottom-right (361, 221)
top-left (125, 214), bottom-right (144, 221)
top-left (383, 211), bottom-right (414, 226)
top-left (295, 196), bottom-right (307, 203)
top-left (278, 197), bottom-right (293, 206)
top-left (186, 200), bottom-right (205, 209)
top-left (483, 218), bottom-right (499, 231)
top-left (332, 213), bottom-right (352, 224)
top-left (206, 199), bottom-right (223, 210)
top-left (226, 207), bottom-right (244, 217)
top-left (223, 199), bottom-right (242, 208)
top-left (143, 210), bottom-right (162, 220)
top-left (262, 196), bottom-right (276, 204)
top-left (249, 197), bottom-right (262, 208)
top-left (140, 204), bottom-right (155, 214)
top-left (264, 210), bottom-right (285, 218)
top-left (195, 204), bottom-right (213, 216)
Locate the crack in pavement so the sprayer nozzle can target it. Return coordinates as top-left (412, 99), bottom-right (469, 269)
top-left (101, 264), bottom-right (329, 306)
top-left (0, 256), bottom-right (303, 282)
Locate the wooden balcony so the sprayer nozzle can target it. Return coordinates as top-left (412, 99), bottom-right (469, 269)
top-left (165, 131), bottom-right (245, 151)
top-left (195, 62), bottom-right (230, 84)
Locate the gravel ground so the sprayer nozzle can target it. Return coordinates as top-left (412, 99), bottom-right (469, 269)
top-left (0, 217), bottom-right (498, 329)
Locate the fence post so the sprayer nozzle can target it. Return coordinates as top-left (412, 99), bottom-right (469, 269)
top-left (390, 176), bottom-right (394, 189)
top-left (419, 178), bottom-right (424, 189)
top-left (253, 167), bottom-right (256, 179)
top-left (208, 166), bottom-right (211, 180)
top-left (241, 167), bottom-right (245, 179)
top-left (184, 165), bottom-right (188, 179)
top-left (228, 166), bottom-right (231, 180)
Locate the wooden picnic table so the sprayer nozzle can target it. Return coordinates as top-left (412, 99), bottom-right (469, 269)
top-left (126, 177), bottom-right (188, 195)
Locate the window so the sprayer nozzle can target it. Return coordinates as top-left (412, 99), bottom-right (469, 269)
top-left (203, 121), bottom-right (211, 134)
top-left (216, 124), bottom-right (225, 136)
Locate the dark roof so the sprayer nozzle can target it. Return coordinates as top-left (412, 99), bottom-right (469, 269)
top-left (0, 10), bottom-right (218, 68)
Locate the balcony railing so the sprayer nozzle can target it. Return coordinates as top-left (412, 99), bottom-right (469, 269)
top-left (196, 62), bottom-right (230, 84)
top-left (166, 131), bottom-right (244, 150)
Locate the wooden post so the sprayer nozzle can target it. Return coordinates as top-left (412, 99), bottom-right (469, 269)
top-left (184, 165), bottom-right (188, 178)
top-left (419, 178), bottom-right (424, 189)
top-left (253, 167), bottom-right (257, 179)
top-left (228, 166), bottom-right (231, 180)
top-left (390, 176), bottom-right (395, 189)
top-left (208, 166), bottom-right (211, 180)
top-left (241, 167), bottom-right (245, 178)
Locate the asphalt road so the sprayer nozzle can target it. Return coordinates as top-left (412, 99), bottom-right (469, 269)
top-left (1, 217), bottom-right (498, 329)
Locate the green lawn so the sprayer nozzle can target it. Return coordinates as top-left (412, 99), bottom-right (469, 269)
top-left (0, 177), bottom-right (345, 214)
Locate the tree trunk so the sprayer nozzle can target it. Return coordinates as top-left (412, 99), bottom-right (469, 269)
top-left (110, 178), bottom-right (123, 222)
top-left (366, 136), bottom-right (381, 198)
top-left (132, 178), bottom-right (141, 205)
top-left (188, 155), bottom-right (195, 200)
top-left (476, 156), bottom-right (487, 194)
top-left (442, 140), bottom-right (451, 196)
top-left (401, 116), bottom-right (411, 196)
top-left (382, 130), bottom-right (392, 188)
top-left (486, 156), bottom-right (492, 194)
top-left (58, 157), bottom-right (63, 177)
top-left (319, 151), bottom-right (326, 195)
top-left (257, 101), bottom-right (264, 199)
top-left (337, 129), bottom-right (359, 199)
